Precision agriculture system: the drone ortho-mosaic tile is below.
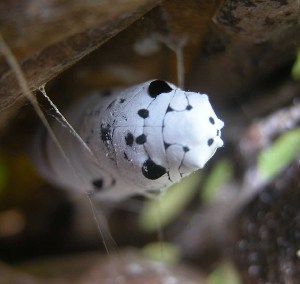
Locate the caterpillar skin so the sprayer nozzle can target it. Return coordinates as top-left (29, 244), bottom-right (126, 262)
top-left (33, 80), bottom-right (224, 201)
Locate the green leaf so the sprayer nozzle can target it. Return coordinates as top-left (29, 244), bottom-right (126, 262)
top-left (139, 173), bottom-right (201, 232)
top-left (257, 127), bottom-right (300, 179)
top-left (201, 159), bottom-right (233, 202)
top-left (291, 49), bottom-right (300, 80)
top-left (206, 262), bottom-right (242, 284)
top-left (142, 242), bottom-right (180, 265)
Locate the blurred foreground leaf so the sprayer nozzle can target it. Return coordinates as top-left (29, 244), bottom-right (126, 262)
top-left (291, 49), bottom-right (300, 80)
top-left (142, 242), bottom-right (180, 265)
top-left (258, 127), bottom-right (300, 179)
top-left (206, 262), bottom-right (242, 284)
top-left (201, 159), bottom-right (233, 202)
top-left (139, 173), bottom-right (201, 232)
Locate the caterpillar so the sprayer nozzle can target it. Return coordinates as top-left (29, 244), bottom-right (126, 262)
top-left (33, 79), bottom-right (224, 201)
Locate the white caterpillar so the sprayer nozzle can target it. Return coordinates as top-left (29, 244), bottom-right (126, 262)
top-left (33, 80), bottom-right (224, 201)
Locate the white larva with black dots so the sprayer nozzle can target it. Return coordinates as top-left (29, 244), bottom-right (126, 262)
top-left (33, 80), bottom-right (224, 201)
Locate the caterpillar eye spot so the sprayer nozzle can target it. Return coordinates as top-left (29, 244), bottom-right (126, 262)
top-left (166, 106), bottom-right (174, 112)
top-left (92, 179), bottom-right (104, 190)
top-left (207, 138), bottom-right (214, 146)
top-left (142, 159), bottom-right (166, 180)
top-left (209, 117), bottom-right (215, 125)
top-left (148, 80), bottom-right (173, 98)
top-left (135, 134), bottom-right (147, 145)
top-left (164, 142), bottom-right (171, 149)
top-left (125, 132), bottom-right (134, 146)
top-left (119, 98), bottom-right (126, 103)
top-left (183, 146), bottom-right (190, 152)
top-left (137, 109), bottom-right (149, 118)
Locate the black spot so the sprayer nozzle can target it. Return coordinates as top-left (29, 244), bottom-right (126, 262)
top-left (125, 132), bottom-right (134, 146)
top-left (92, 179), bottom-right (104, 190)
top-left (164, 142), bottom-right (171, 149)
top-left (148, 80), bottom-right (173, 98)
top-left (186, 105), bottom-right (192, 110)
top-left (119, 98), bottom-right (126, 103)
top-left (217, 129), bottom-right (220, 136)
top-left (124, 152), bottom-right (130, 161)
top-left (142, 159), bottom-right (166, 180)
top-left (136, 134), bottom-right (147, 145)
top-left (101, 124), bottom-right (112, 143)
top-left (209, 117), bottom-right (215, 124)
top-left (183, 146), bottom-right (190, 152)
top-left (106, 99), bottom-right (116, 110)
top-left (207, 138), bottom-right (214, 146)
top-left (166, 106), bottom-right (174, 112)
top-left (137, 109), bottom-right (149, 118)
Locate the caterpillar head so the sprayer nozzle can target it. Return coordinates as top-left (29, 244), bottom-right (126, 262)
top-left (163, 90), bottom-right (224, 170)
